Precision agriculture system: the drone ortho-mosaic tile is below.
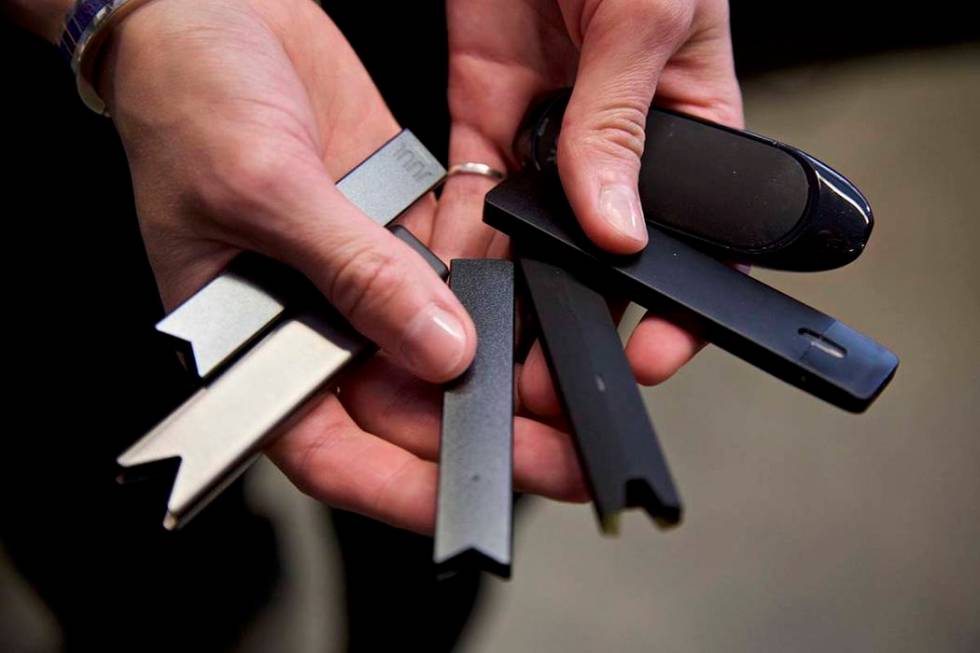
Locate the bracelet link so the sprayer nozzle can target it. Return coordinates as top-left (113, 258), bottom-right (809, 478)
top-left (59, 0), bottom-right (157, 115)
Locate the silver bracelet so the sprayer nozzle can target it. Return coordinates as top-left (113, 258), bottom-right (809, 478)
top-left (59, 0), bottom-right (158, 115)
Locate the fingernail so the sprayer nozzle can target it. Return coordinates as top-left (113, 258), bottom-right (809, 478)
top-left (599, 184), bottom-right (648, 246)
top-left (400, 304), bottom-right (468, 379)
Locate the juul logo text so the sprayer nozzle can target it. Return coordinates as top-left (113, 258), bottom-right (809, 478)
top-left (394, 142), bottom-right (436, 182)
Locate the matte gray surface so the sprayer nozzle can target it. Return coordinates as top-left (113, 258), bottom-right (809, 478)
top-left (157, 130), bottom-right (446, 378)
top-left (335, 130), bottom-right (445, 228)
top-left (435, 260), bottom-right (515, 575)
top-left (155, 263), bottom-right (288, 379)
top-left (120, 309), bottom-right (369, 529)
top-left (117, 132), bottom-right (449, 530)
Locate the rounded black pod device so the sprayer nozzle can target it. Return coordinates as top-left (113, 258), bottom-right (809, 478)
top-left (515, 90), bottom-right (874, 271)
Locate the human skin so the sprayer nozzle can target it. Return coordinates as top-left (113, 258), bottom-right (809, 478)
top-left (6, 0), bottom-right (587, 531)
top-left (437, 0), bottom-right (744, 417)
top-left (5, 0), bottom-right (742, 532)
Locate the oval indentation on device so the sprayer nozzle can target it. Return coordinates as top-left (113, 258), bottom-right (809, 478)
top-left (643, 113), bottom-right (811, 250)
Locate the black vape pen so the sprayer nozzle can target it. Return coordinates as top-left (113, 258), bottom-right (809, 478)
top-left (516, 90), bottom-right (874, 271)
top-left (486, 169), bottom-right (898, 413)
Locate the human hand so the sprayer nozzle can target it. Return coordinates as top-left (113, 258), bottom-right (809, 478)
top-left (444, 0), bottom-right (744, 415)
top-left (102, 0), bottom-right (475, 383)
top-left (100, 0), bottom-right (587, 531)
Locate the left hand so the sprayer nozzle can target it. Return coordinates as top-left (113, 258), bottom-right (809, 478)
top-left (96, 0), bottom-right (587, 534)
top-left (442, 0), bottom-right (745, 417)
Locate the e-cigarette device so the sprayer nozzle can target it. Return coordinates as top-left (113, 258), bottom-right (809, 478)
top-left (518, 253), bottom-right (681, 533)
top-left (119, 226), bottom-right (447, 530)
top-left (516, 90), bottom-right (873, 271)
top-left (156, 130), bottom-right (445, 379)
top-left (485, 169), bottom-right (898, 413)
top-left (118, 133), bottom-right (448, 529)
top-left (435, 260), bottom-right (515, 578)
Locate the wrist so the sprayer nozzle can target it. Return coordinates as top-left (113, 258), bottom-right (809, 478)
top-left (97, 0), bottom-right (306, 116)
top-left (59, 0), bottom-right (164, 114)
top-left (89, 0), bottom-right (162, 112)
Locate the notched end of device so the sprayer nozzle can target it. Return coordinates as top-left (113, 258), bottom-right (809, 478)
top-left (115, 455), bottom-right (181, 486)
top-left (435, 547), bottom-right (512, 580)
top-left (595, 479), bottom-right (683, 535)
top-left (116, 434), bottom-right (230, 531)
top-left (116, 449), bottom-right (190, 529)
top-left (114, 455), bottom-right (188, 530)
top-left (626, 478), bottom-right (683, 529)
top-left (153, 255), bottom-right (313, 380)
top-left (154, 329), bottom-right (203, 378)
top-left (599, 512), bottom-right (622, 537)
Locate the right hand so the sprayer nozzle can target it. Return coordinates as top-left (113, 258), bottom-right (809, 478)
top-left (442, 0), bottom-right (743, 417)
top-left (100, 0), bottom-right (587, 532)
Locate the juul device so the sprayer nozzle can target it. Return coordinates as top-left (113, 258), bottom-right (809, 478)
top-left (435, 260), bottom-right (515, 577)
top-left (516, 90), bottom-right (874, 271)
top-left (485, 169), bottom-right (898, 413)
top-left (118, 131), bottom-right (448, 529)
top-left (518, 253), bottom-right (681, 532)
top-left (156, 130), bottom-right (445, 380)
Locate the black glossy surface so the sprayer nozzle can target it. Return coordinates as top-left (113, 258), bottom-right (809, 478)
top-left (643, 109), bottom-right (812, 250)
top-left (517, 90), bottom-right (874, 271)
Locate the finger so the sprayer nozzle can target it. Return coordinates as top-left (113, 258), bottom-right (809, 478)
top-left (339, 355), bottom-right (589, 503)
top-left (209, 145), bottom-right (476, 384)
top-left (518, 340), bottom-right (563, 418)
top-left (190, 9), bottom-right (477, 385)
top-left (513, 416), bottom-right (589, 503)
top-left (429, 124), bottom-right (512, 262)
top-left (339, 354), bottom-right (444, 459)
top-left (649, 0), bottom-right (744, 128)
top-left (267, 391), bottom-right (438, 534)
top-left (625, 311), bottom-right (706, 386)
top-left (556, 0), bottom-right (697, 253)
top-left (514, 360), bottom-right (569, 433)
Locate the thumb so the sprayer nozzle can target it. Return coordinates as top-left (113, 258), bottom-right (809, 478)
top-left (241, 160), bottom-right (477, 384)
top-left (557, 0), bottom-right (695, 254)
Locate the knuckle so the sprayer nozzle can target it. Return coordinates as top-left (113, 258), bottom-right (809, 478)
top-left (567, 100), bottom-right (649, 162)
top-left (326, 243), bottom-right (409, 324)
top-left (633, 0), bottom-right (695, 41)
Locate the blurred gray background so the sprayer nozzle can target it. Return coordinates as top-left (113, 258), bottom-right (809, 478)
top-left (3, 42), bottom-right (978, 653)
